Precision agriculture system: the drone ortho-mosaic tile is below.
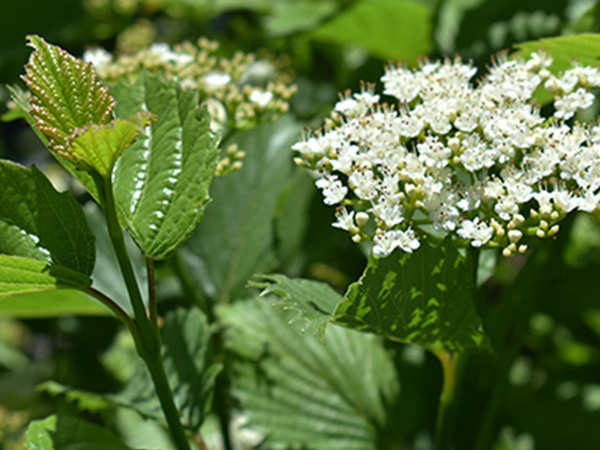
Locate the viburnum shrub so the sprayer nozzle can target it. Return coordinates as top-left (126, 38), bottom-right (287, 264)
top-left (3, 27), bottom-right (600, 450)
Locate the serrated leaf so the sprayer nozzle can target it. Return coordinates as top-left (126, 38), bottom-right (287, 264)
top-left (26, 415), bottom-right (135, 450)
top-left (311, 0), bottom-right (432, 63)
top-left (0, 160), bottom-right (95, 275)
top-left (22, 35), bottom-right (115, 157)
top-left (219, 298), bottom-right (399, 449)
top-left (183, 115), bottom-right (299, 302)
top-left (334, 239), bottom-right (490, 353)
top-left (5, 85), bottom-right (100, 199)
top-left (110, 72), bottom-right (219, 260)
top-left (253, 274), bottom-right (342, 342)
top-left (108, 308), bottom-right (221, 431)
top-left (66, 112), bottom-right (155, 178)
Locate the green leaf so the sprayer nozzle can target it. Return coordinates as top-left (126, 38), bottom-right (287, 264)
top-left (513, 34), bottom-right (600, 72)
top-left (253, 274), bottom-right (342, 342)
top-left (108, 308), bottom-right (221, 431)
top-left (0, 160), bottom-right (95, 274)
top-left (513, 34), bottom-right (600, 106)
top-left (334, 239), bottom-right (490, 353)
top-left (5, 85), bottom-right (100, 200)
top-left (65, 112), bottom-right (155, 178)
top-left (22, 35), bottom-right (115, 158)
top-left (26, 415), bottom-right (134, 450)
top-left (0, 255), bottom-right (90, 298)
top-left (110, 72), bottom-right (219, 260)
top-left (275, 169), bottom-right (315, 274)
top-left (0, 288), bottom-right (108, 317)
top-left (311, 0), bottom-right (432, 63)
top-left (0, 160), bottom-right (101, 316)
top-left (264, 0), bottom-right (338, 37)
top-left (38, 381), bottom-right (114, 412)
top-left (219, 297), bottom-right (399, 449)
top-left (184, 115), bottom-right (300, 302)
top-left (84, 202), bottom-right (147, 316)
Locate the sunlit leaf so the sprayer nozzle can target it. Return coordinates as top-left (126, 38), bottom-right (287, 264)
top-left (219, 298), bottom-right (399, 449)
top-left (334, 238), bottom-right (490, 353)
top-left (0, 255), bottom-right (90, 299)
top-left (22, 35), bottom-right (115, 157)
top-left (311, 0), bottom-right (432, 63)
top-left (66, 112), bottom-right (154, 178)
top-left (0, 288), bottom-right (107, 318)
top-left (513, 34), bottom-right (600, 73)
top-left (110, 72), bottom-right (219, 260)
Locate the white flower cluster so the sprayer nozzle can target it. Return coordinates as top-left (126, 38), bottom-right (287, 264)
top-left (293, 52), bottom-right (600, 258)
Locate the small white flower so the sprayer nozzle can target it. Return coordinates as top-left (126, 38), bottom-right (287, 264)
top-left (149, 43), bottom-right (193, 64)
top-left (249, 89), bottom-right (274, 107)
top-left (457, 218), bottom-right (494, 247)
top-left (203, 72), bottom-right (232, 89)
top-left (315, 175), bottom-right (347, 205)
top-left (332, 208), bottom-right (355, 231)
top-left (83, 47), bottom-right (112, 69)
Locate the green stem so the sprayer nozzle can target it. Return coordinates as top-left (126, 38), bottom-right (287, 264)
top-left (99, 177), bottom-right (191, 450)
top-left (142, 350), bottom-right (192, 450)
top-left (432, 350), bottom-right (458, 450)
top-left (101, 177), bottom-right (156, 354)
top-left (146, 257), bottom-right (158, 330)
top-left (86, 287), bottom-right (137, 337)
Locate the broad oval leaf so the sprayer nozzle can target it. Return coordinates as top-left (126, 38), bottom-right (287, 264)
top-left (219, 298), bottom-right (400, 449)
top-left (334, 238), bottom-right (490, 353)
top-left (0, 160), bottom-right (95, 275)
top-left (183, 114), bottom-right (300, 302)
top-left (311, 0), bottom-right (432, 63)
top-left (110, 72), bottom-right (219, 260)
top-left (22, 35), bottom-right (115, 157)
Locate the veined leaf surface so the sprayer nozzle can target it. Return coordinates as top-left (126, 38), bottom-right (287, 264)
top-left (253, 274), bottom-right (342, 342)
top-left (66, 112), bottom-right (154, 178)
top-left (334, 238), bottom-right (490, 353)
top-left (111, 72), bottom-right (219, 260)
top-left (219, 298), bottom-right (399, 449)
top-left (22, 35), bottom-right (115, 156)
top-left (0, 160), bottom-right (95, 275)
top-left (0, 160), bottom-right (98, 315)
